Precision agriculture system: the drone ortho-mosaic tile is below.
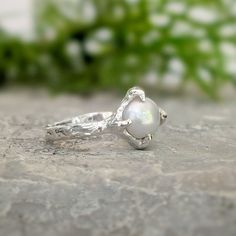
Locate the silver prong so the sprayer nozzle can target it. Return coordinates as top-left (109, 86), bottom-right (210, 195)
top-left (140, 93), bottom-right (146, 102)
top-left (118, 119), bottom-right (132, 127)
top-left (113, 87), bottom-right (146, 123)
top-left (159, 108), bottom-right (167, 126)
top-left (127, 87), bottom-right (146, 102)
top-left (123, 129), bottom-right (152, 149)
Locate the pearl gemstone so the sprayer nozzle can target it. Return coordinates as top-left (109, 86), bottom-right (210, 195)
top-left (123, 97), bottom-right (160, 139)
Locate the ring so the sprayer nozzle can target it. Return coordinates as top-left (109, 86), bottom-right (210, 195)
top-left (46, 87), bottom-right (167, 149)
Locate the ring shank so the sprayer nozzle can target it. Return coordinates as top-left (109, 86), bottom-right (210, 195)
top-left (46, 112), bottom-right (113, 141)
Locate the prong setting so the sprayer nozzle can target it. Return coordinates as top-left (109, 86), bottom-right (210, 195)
top-left (109, 87), bottom-right (166, 149)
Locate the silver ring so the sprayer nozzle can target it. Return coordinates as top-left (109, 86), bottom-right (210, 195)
top-left (45, 87), bottom-right (167, 149)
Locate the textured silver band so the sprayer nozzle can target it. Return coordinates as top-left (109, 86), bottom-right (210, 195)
top-left (46, 112), bottom-right (115, 141)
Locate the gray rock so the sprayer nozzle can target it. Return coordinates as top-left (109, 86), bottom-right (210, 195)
top-left (0, 90), bottom-right (236, 236)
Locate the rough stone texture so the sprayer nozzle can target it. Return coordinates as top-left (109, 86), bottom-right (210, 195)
top-left (0, 89), bottom-right (236, 236)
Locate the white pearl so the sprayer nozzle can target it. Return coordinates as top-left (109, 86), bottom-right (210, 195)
top-left (123, 97), bottom-right (160, 139)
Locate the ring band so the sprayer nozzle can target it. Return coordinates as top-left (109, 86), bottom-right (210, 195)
top-left (46, 87), bottom-right (167, 149)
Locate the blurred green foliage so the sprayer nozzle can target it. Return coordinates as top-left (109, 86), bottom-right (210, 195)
top-left (0, 0), bottom-right (236, 98)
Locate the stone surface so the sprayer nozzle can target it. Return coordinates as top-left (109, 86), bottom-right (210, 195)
top-left (0, 89), bottom-right (236, 236)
